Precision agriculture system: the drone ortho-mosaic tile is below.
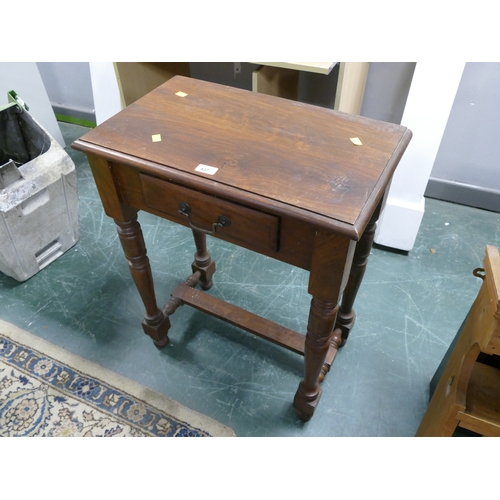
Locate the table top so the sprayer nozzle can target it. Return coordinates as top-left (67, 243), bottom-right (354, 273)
top-left (75, 76), bottom-right (411, 238)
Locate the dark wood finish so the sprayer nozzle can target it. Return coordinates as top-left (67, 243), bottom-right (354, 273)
top-left (190, 230), bottom-right (216, 291)
top-left (115, 213), bottom-right (171, 348)
top-left (173, 280), bottom-right (307, 355)
top-left (111, 161), bottom-right (317, 270)
top-left (140, 173), bottom-right (280, 253)
top-left (73, 76), bottom-right (411, 421)
top-left (336, 202), bottom-right (382, 346)
top-left (86, 153), bottom-right (171, 347)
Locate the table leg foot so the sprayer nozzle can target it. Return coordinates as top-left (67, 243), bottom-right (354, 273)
top-left (335, 310), bottom-right (356, 347)
top-left (191, 229), bottom-right (216, 290)
top-left (335, 206), bottom-right (378, 346)
top-left (319, 328), bottom-right (342, 382)
top-left (153, 335), bottom-right (170, 349)
top-left (115, 212), bottom-right (171, 348)
top-left (294, 297), bottom-right (338, 421)
top-left (194, 261), bottom-right (215, 291)
top-left (142, 311), bottom-right (171, 348)
top-left (293, 383), bottom-right (322, 421)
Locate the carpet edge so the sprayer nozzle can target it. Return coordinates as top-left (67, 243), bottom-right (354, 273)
top-left (0, 320), bottom-right (235, 437)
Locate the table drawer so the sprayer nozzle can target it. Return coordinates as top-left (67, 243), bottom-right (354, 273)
top-left (140, 173), bottom-right (280, 252)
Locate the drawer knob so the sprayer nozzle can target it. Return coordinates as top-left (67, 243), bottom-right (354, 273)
top-left (178, 202), bottom-right (231, 234)
top-left (216, 215), bottom-right (231, 228)
top-left (178, 201), bottom-right (191, 216)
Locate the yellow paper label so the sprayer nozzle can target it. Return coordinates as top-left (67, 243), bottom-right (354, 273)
top-left (152, 134), bottom-right (162, 142)
top-left (175, 91), bottom-right (188, 97)
top-left (350, 137), bottom-right (363, 146)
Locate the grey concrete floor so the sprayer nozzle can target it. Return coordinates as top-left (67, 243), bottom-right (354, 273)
top-left (1, 122), bottom-right (499, 436)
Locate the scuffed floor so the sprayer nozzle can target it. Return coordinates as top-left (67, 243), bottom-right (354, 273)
top-left (1, 122), bottom-right (499, 436)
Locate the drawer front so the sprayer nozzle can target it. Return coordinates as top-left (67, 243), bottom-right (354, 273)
top-left (140, 173), bottom-right (280, 253)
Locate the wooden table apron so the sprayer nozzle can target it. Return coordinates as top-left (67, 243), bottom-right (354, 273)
top-left (72, 76), bottom-right (411, 421)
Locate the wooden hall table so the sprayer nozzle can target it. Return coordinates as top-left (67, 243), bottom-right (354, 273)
top-left (72, 76), bottom-right (412, 421)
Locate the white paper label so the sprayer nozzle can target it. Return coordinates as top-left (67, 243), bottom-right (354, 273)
top-left (195, 164), bottom-right (218, 175)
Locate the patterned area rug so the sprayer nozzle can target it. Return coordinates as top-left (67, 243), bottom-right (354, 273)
top-left (0, 320), bottom-right (235, 437)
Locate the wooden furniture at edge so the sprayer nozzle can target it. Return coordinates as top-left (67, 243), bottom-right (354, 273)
top-left (114, 62), bottom-right (369, 115)
top-left (114, 62), bottom-right (191, 107)
top-left (251, 62), bottom-right (369, 115)
top-left (72, 75), bottom-right (411, 421)
top-left (416, 245), bottom-right (500, 436)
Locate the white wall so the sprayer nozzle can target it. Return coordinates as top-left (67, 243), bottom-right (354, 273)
top-left (360, 62), bottom-right (416, 124)
top-left (0, 62), bottom-right (65, 146)
top-left (425, 62), bottom-right (500, 211)
top-left (374, 62), bottom-right (466, 251)
top-left (37, 62), bottom-right (95, 123)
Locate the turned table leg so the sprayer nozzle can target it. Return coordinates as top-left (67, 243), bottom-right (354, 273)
top-left (161, 229), bottom-right (217, 325)
top-left (335, 205), bottom-right (380, 347)
top-left (191, 229), bottom-right (216, 290)
top-left (85, 155), bottom-right (170, 348)
top-left (293, 231), bottom-right (355, 421)
top-left (294, 298), bottom-right (342, 421)
top-left (115, 210), bottom-right (170, 348)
